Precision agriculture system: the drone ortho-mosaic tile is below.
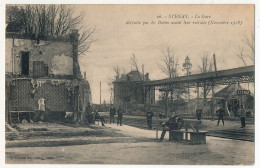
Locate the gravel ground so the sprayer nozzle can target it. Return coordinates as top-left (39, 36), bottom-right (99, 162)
top-left (5, 123), bottom-right (254, 165)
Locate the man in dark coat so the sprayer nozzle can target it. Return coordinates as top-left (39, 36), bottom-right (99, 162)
top-left (94, 110), bottom-right (105, 126)
top-left (216, 106), bottom-right (225, 126)
top-left (85, 102), bottom-right (93, 124)
top-left (146, 108), bottom-right (154, 129)
top-left (109, 106), bottom-right (116, 124)
top-left (159, 115), bottom-right (184, 141)
top-left (239, 105), bottom-right (246, 128)
top-left (196, 108), bottom-right (202, 122)
top-left (117, 106), bottom-right (124, 126)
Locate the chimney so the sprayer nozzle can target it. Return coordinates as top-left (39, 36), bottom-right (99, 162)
top-left (145, 73), bottom-right (149, 81)
top-left (84, 71), bottom-right (86, 80)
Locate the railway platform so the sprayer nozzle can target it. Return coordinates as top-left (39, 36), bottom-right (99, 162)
top-left (102, 112), bottom-right (254, 141)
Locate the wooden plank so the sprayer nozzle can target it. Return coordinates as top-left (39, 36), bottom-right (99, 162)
top-left (10, 111), bottom-right (34, 113)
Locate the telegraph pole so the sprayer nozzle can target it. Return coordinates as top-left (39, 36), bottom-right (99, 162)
top-left (212, 53), bottom-right (217, 120)
top-left (100, 81), bottom-right (102, 105)
top-left (213, 53), bottom-right (217, 74)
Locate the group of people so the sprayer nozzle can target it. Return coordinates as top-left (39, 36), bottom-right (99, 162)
top-left (85, 103), bottom-right (105, 126)
top-left (194, 104), bottom-right (246, 128)
top-left (216, 104), bottom-right (247, 128)
top-left (158, 104), bottom-right (248, 141)
top-left (84, 104), bottom-right (125, 126)
top-left (109, 106), bottom-right (124, 126)
top-left (85, 102), bottom-right (247, 139)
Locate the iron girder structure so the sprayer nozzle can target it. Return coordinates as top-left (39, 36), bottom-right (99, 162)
top-left (144, 65), bottom-right (254, 91)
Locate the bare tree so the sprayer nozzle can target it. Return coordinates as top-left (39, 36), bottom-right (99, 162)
top-left (113, 66), bottom-right (121, 78)
top-left (158, 47), bottom-right (179, 109)
top-left (158, 47), bottom-right (179, 78)
top-left (244, 32), bottom-right (255, 63)
top-left (237, 32), bottom-right (255, 65)
top-left (182, 55), bottom-right (193, 113)
top-left (107, 65), bottom-right (126, 105)
top-left (6, 4), bottom-right (95, 56)
top-left (198, 53), bottom-right (213, 103)
top-left (130, 53), bottom-right (143, 80)
top-left (237, 48), bottom-right (247, 66)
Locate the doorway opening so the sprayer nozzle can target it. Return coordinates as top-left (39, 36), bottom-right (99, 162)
top-left (21, 52), bottom-right (29, 76)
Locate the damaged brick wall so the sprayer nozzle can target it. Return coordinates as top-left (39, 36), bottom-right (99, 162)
top-left (6, 31), bottom-right (92, 123)
top-left (5, 37), bottom-right (73, 76)
top-left (9, 79), bottom-right (73, 112)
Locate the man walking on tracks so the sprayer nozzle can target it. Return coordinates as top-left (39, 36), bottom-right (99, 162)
top-left (117, 106), bottom-right (124, 126)
top-left (109, 106), bottom-right (116, 124)
top-left (216, 105), bottom-right (225, 126)
top-left (239, 105), bottom-right (246, 128)
top-left (146, 107), bottom-right (154, 129)
top-left (159, 114), bottom-right (184, 141)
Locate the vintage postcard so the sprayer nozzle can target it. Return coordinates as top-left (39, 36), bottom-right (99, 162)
top-left (2, 3), bottom-right (256, 166)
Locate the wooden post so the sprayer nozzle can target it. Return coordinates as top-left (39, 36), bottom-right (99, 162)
top-left (213, 53), bottom-right (217, 72)
top-left (9, 112), bottom-right (12, 124)
top-left (77, 93), bottom-right (80, 123)
top-left (100, 81), bottom-right (102, 105)
top-left (211, 81), bottom-right (215, 120)
top-left (18, 112), bottom-right (20, 123)
top-left (143, 85), bottom-right (146, 107)
top-left (156, 115), bottom-right (159, 140)
top-left (197, 83), bottom-right (199, 110)
top-left (149, 86), bottom-right (151, 105)
top-left (29, 112), bottom-right (31, 122)
top-left (188, 85), bottom-right (190, 115)
top-left (166, 90), bottom-right (168, 117)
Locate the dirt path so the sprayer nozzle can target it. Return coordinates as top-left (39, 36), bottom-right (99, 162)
top-left (5, 123), bottom-right (254, 165)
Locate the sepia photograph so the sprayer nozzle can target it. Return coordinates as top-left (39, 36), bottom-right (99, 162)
top-left (3, 3), bottom-right (255, 165)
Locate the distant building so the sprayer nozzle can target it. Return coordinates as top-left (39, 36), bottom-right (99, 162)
top-left (113, 70), bottom-right (155, 109)
top-left (214, 84), bottom-right (254, 117)
top-left (5, 30), bottom-right (91, 124)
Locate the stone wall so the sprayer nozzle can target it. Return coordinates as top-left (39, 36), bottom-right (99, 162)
top-left (5, 38), bottom-right (73, 76)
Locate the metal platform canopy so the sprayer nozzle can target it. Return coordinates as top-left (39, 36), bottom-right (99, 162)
top-left (143, 65), bottom-right (254, 116)
top-left (143, 65), bottom-right (254, 88)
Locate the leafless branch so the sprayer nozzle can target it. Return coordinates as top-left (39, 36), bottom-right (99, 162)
top-left (158, 47), bottom-right (178, 78)
top-left (6, 4), bottom-right (95, 56)
top-left (237, 48), bottom-right (247, 66)
top-left (130, 53), bottom-right (143, 80)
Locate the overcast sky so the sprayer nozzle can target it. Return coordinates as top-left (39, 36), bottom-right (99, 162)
top-left (74, 5), bottom-right (254, 104)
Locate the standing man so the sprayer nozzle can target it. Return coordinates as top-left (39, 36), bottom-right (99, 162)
top-left (196, 108), bottom-right (202, 121)
top-left (38, 97), bottom-right (46, 121)
top-left (109, 105), bottom-right (116, 124)
top-left (239, 105), bottom-right (246, 128)
top-left (85, 102), bottom-right (93, 124)
top-left (117, 106), bottom-right (124, 126)
top-left (146, 107), bottom-right (154, 130)
top-left (216, 105), bottom-right (225, 126)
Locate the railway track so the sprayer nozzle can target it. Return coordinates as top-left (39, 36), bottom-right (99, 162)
top-left (207, 129), bottom-right (254, 142)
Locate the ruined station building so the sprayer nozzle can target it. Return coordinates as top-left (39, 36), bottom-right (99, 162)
top-left (113, 70), bottom-right (155, 109)
top-left (5, 30), bottom-right (91, 124)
